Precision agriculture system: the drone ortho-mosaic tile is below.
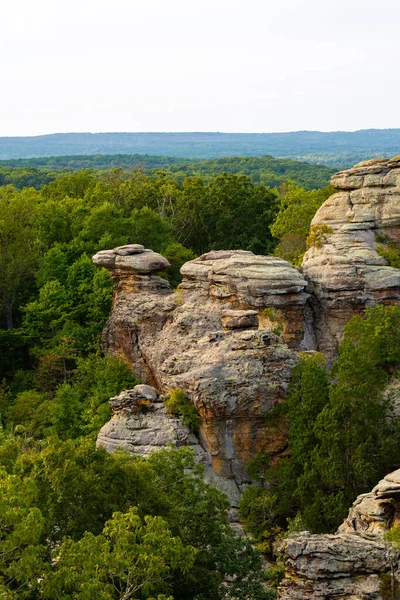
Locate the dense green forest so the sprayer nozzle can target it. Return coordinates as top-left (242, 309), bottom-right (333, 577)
top-left (0, 166), bottom-right (294, 599)
top-left (1, 162), bottom-right (399, 598)
top-left (0, 154), bottom-right (334, 191)
top-left (1, 129), bottom-right (399, 167)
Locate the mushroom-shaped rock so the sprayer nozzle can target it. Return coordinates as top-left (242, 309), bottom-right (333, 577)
top-left (92, 245), bottom-right (170, 274)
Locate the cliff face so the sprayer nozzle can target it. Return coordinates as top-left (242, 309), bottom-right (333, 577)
top-left (302, 157), bottom-right (400, 358)
top-left (278, 469), bottom-right (400, 599)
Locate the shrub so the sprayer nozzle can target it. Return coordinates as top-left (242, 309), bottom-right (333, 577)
top-left (306, 224), bottom-right (334, 250)
top-left (164, 388), bottom-right (201, 432)
top-left (376, 234), bottom-right (400, 269)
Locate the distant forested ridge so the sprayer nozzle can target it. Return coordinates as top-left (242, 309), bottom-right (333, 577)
top-left (1, 129), bottom-right (400, 167)
top-left (0, 154), bottom-right (334, 190)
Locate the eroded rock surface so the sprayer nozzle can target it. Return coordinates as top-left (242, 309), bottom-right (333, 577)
top-left (92, 160), bottom-right (400, 597)
top-left (93, 245), bottom-right (170, 274)
top-left (302, 157), bottom-right (400, 357)
top-left (97, 384), bottom-right (207, 461)
top-left (278, 469), bottom-right (400, 599)
top-left (94, 247), bottom-right (308, 494)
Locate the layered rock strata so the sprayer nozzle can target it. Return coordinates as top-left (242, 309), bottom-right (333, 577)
top-left (302, 157), bottom-right (400, 357)
top-left (278, 469), bottom-right (400, 599)
top-left (92, 245), bottom-right (309, 495)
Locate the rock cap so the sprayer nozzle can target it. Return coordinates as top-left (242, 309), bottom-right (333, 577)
top-left (92, 245), bottom-right (170, 274)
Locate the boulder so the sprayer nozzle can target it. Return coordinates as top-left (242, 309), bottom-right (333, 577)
top-left (92, 244), bottom-right (170, 274)
top-left (221, 309), bottom-right (258, 329)
top-left (97, 384), bottom-right (204, 458)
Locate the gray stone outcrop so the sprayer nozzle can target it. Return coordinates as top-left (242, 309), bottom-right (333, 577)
top-left (94, 245), bottom-right (307, 497)
top-left (302, 157), bottom-right (400, 357)
top-left (93, 245), bottom-right (170, 274)
top-left (278, 469), bottom-right (400, 599)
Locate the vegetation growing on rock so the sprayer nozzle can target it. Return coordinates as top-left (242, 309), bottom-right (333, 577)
top-left (2, 155), bottom-right (400, 599)
top-left (164, 389), bottom-right (201, 432)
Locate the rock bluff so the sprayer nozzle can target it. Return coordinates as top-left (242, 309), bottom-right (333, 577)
top-left (302, 157), bottom-right (400, 357)
top-left (93, 244), bottom-right (311, 501)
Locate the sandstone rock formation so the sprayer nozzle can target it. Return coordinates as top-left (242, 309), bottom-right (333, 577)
top-left (302, 157), bottom-right (400, 357)
top-left (93, 244), bottom-right (170, 274)
top-left (278, 469), bottom-right (400, 599)
top-left (97, 384), bottom-right (208, 462)
top-left (92, 245), bottom-right (309, 498)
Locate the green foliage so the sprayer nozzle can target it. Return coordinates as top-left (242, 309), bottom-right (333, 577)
top-left (376, 234), bottom-right (400, 269)
top-left (270, 183), bottom-right (333, 264)
top-left (22, 253), bottom-right (114, 355)
top-left (0, 467), bottom-right (46, 598)
top-left (42, 507), bottom-right (197, 600)
top-left (385, 525), bottom-right (400, 546)
top-left (0, 152), bottom-right (335, 189)
top-left (50, 353), bottom-right (138, 438)
top-left (7, 390), bottom-right (51, 437)
top-left (161, 242), bottom-right (196, 288)
top-left (381, 527), bottom-right (400, 600)
top-left (265, 561), bottom-right (285, 589)
top-left (0, 187), bottom-right (41, 329)
top-left (239, 487), bottom-right (282, 555)
top-left (242, 306), bottom-right (400, 541)
top-left (164, 389), bottom-right (201, 433)
top-left (306, 224), bottom-right (334, 249)
top-left (0, 438), bottom-right (267, 600)
top-left (0, 157), bottom-right (335, 599)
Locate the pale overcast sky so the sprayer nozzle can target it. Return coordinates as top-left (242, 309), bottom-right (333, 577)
top-left (1, 0), bottom-right (398, 136)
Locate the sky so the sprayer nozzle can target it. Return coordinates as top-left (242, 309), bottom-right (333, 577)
top-left (1, 0), bottom-right (399, 136)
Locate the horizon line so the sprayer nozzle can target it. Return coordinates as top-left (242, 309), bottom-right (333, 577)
top-left (1, 127), bottom-right (400, 139)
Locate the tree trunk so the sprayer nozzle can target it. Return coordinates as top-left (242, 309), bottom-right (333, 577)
top-left (6, 303), bottom-right (14, 330)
